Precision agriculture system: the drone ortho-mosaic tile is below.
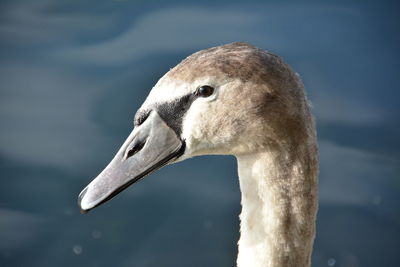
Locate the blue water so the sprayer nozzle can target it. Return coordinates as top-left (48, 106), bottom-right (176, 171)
top-left (0, 1), bottom-right (399, 266)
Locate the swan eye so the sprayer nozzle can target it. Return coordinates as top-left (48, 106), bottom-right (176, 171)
top-left (196, 85), bottom-right (214, 97)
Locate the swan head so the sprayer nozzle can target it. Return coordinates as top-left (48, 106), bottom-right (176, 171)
top-left (78, 42), bottom-right (310, 212)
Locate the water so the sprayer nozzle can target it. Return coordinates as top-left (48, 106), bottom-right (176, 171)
top-left (0, 1), bottom-right (399, 266)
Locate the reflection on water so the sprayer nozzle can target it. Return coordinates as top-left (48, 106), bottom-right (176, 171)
top-left (0, 1), bottom-right (399, 267)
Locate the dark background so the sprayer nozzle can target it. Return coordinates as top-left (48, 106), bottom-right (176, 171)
top-left (0, 0), bottom-right (399, 266)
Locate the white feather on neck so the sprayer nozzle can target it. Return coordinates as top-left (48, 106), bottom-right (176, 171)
top-left (236, 147), bottom-right (317, 267)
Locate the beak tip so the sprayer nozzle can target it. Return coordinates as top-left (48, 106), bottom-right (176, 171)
top-left (80, 208), bottom-right (89, 214)
top-left (77, 186), bottom-right (91, 214)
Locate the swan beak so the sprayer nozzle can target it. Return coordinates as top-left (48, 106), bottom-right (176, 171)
top-left (78, 111), bottom-right (185, 213)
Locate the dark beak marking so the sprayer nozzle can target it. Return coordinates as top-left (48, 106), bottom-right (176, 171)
top-left (135, 110), bottom-right (151, 127)
top-left (126, 139), bottom-right (147, 159)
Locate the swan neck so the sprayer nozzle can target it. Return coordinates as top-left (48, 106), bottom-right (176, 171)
top-left (236, 148), bottom-right (318, 267)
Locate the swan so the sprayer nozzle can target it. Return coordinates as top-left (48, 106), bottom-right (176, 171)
top-left (78, 42), bottom-right (318, 267)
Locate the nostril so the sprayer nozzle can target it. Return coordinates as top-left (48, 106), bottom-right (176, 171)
top-left (126, 139), bottom-right (147, 159)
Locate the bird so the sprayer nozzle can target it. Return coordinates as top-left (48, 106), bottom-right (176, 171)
top-left (78, 42), bottom-right (319, 267)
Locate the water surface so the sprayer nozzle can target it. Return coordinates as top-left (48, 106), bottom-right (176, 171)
top-left (0, 1), bottom-right (399, 266)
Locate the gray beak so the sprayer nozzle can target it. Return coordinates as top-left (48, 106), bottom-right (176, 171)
top-left (78, 111), bottom-right (185, 212)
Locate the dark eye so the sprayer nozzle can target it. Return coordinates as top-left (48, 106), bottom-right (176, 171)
top-left (196, 85), bottom-right (214, 97)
